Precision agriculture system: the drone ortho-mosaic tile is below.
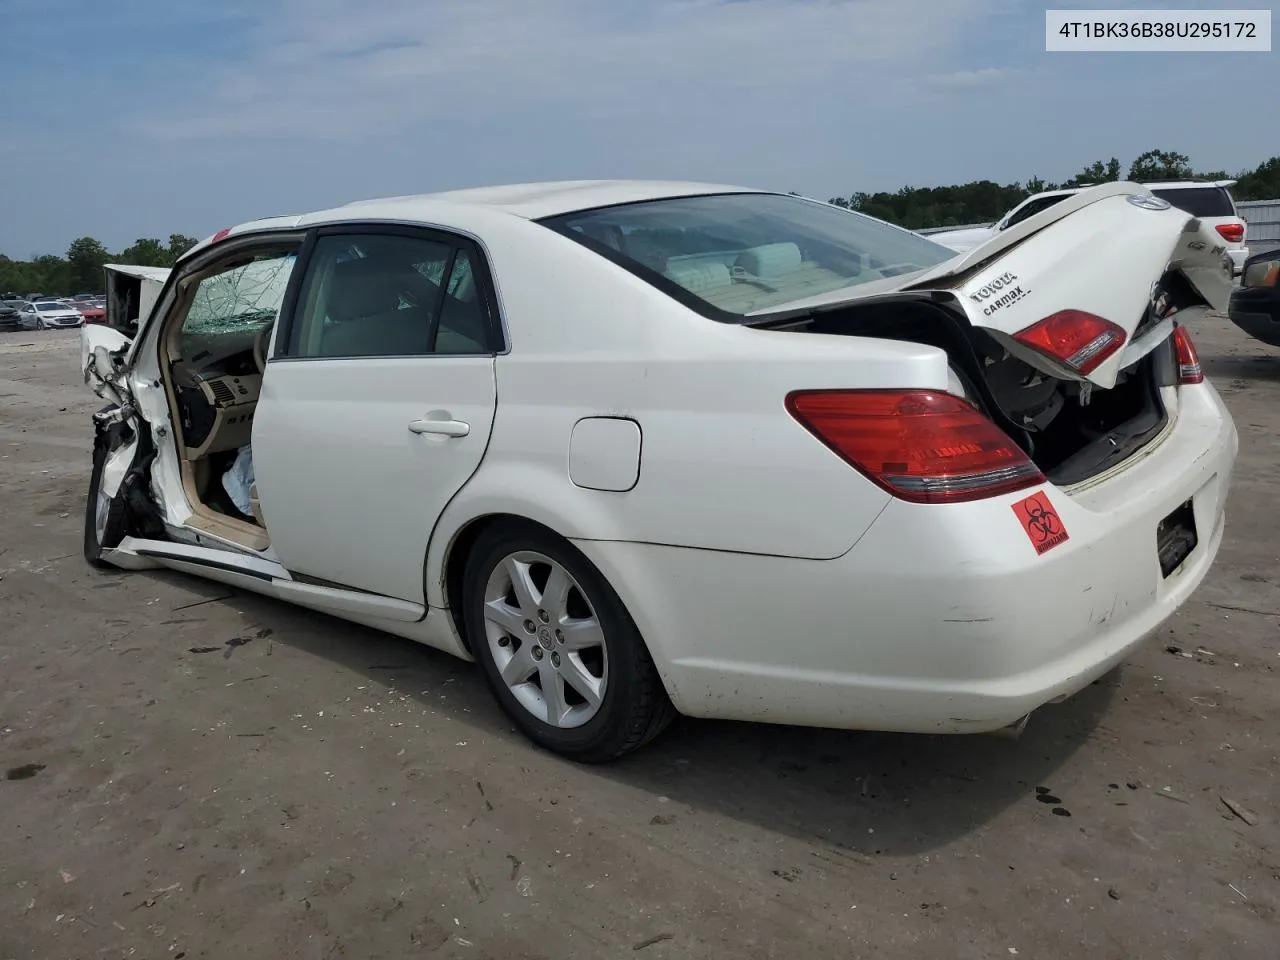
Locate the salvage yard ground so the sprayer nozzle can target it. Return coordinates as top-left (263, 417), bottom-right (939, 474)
top-left (1, 322), bottom-right (1277, 960)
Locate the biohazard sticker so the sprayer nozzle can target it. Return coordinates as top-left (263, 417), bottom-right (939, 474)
top-left (1012, 491), bottom-right (1069, 555)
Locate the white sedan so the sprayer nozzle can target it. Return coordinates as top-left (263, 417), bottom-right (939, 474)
top-left (80, 180), bottom-right (1237, 761)
top-left (22, 299), bottom-right (85, 329)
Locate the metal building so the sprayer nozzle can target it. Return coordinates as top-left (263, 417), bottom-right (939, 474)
top-left (1239, 200), bottom-right (1280, 257)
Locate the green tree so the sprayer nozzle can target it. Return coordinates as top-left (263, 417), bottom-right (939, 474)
top-left (167, 234), bottom-right (199, 263)
top-left (1067, 157), bottom-right (1121, 186)
top-left (31, 254), bottom-right (72, 294)
top-left (1231, 157), bottom-right (1280, 200)
top-left (66, 236), bottom-right (110, 293)
top-left (1128, 149), bottom-right (1193, 181)
top-left (120, 237), bottom-right (169, 267)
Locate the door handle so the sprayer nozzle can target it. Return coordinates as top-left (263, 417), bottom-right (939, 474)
top-left (408, 418), bottom-right (470, 438)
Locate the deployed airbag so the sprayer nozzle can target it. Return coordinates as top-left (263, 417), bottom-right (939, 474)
top-left (221, 444), bottom-right (255, 517)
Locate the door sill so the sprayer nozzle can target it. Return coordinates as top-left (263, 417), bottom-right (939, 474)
top-left (112, 537), bottom-right (426, 623)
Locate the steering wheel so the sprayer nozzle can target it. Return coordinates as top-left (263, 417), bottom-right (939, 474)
top-left (254, 322), bottom-right (273, 375)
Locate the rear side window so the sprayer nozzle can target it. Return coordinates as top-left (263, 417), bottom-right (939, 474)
top-left (1003, 194), bottom-right (1072, 229)
top-left (1151, 187), bottom-right (1235, 218)
top-left (284, 233), bottom-right (493, 359)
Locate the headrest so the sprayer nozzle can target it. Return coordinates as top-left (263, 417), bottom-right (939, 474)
top-left (735, 242), bottom-right (802, 278)
top-left (328, 257), bottom-right (414, 322)
top-left (665, 261), bottom-right (732, 297)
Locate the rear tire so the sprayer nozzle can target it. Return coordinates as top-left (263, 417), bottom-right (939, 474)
top-left (462, 521), bottom-right (676, 762)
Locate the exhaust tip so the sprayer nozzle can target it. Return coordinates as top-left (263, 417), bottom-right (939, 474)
top-left (987, 713), bottom-right (1032, 740)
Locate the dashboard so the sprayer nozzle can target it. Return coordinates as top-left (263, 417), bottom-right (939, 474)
top-left (171, 327), bottom-right (265, 459)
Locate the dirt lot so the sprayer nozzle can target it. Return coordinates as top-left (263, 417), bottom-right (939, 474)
top-left (1, 322), bottom-right (1277, 960)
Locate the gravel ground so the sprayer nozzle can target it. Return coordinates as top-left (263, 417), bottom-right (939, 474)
top-left (1, 321), bottom-right (1277, 960)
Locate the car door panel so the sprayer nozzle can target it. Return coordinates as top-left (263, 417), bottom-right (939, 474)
top-left (252, 356), bottom-right (497, 602)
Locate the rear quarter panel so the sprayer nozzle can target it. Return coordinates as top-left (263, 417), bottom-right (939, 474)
top-left (425, 220), bottom-right (952, 604)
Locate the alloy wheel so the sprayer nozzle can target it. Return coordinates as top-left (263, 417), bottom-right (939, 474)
top-left (482, 550), bottom-right (608, 728)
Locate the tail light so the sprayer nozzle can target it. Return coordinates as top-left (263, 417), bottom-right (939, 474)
top-left (1012, 310), bottom-right (1127, 376)
top-left (1172, 325), bottom-right (1203, 385)
top-left (785, 389), bottom-right (1044, 504)
top-left (1215, 222), bottom-right (1245, 244)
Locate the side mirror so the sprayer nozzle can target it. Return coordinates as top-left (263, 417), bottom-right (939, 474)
top-left (1240, 251), bottom-right (1280, 293)
top-left (1228, 250), bottom-right (1280, 347)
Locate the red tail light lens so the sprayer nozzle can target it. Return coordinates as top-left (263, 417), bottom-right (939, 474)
top-left (785, 389), bottom-right (1044, 504)
top-left (1215, 222), bottom-right (1245, 243)
top-left (1013, 310), bottom-right (1127, 376)
top-left (1172, 325), bottom-right (1203, 385)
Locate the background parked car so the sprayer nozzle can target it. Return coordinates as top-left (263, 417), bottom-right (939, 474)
top-left (20, 299), bottom-right (84, 329)
top-left (930, 180), bottom-right (1250, 274)
top-left (1228, 249), bottom-right (1280, 347)
top-left (0, 299), bottom-right (23, 332)
top-left (76, 302), bottom-right (107, 324)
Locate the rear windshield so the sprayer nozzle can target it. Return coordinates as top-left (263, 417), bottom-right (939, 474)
top-left (541, 193), bottom-right (957, 319)
top-left (1151, 186), bottom-right (1235, 218)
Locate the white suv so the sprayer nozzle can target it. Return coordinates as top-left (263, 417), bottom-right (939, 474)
top-left (931, 180), bottom-right (1250, 275)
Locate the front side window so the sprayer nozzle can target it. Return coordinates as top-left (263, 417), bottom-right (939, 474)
top-left (285, 233), bottom-right (491, 358)
top-left (182, 252), bottom-right (297, 337)
top-left (541, 192), bottom-right (956, 319)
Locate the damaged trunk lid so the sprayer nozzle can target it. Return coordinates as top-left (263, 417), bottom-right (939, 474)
top-left (761, 183), bottom-right (1231, 487)
top-left (900, 182), bottom-right (1232, 389)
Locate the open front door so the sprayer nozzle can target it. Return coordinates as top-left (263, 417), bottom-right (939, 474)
top-left (251, 226), bottom-right (502, 606)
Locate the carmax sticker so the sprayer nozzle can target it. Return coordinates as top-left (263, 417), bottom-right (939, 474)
top-left (1012, 491), bottom-right (1070, 555)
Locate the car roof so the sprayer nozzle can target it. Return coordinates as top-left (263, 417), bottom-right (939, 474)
top-left (343, 179), bottom-right (762, 219)
top-left (185, 180), bottom-right (773, 262)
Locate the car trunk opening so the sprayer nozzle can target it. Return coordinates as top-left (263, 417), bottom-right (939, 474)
top-left (767, 292), bottom-right (1188, 487)
top-left (748, 184), bottom-right (1233, 490)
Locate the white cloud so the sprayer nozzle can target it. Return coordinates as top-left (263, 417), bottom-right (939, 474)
top-left (920, 67), bottom-right (1022, 89)
top-left (137, 0), bottom-right (1010, 141)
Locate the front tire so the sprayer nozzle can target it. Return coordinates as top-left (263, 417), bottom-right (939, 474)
top-left (83, 414), bottom-right (132, 568)
top-left (462, 521), bottom-right (675, 762)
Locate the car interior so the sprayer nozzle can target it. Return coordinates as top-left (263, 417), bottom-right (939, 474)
top-left (155, 239), bottom-right (491, 552)
top-left (556, 199), bottom-right (942, 316)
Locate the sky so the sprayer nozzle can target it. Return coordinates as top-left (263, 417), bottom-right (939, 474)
top-left (1, 0), bottom-right (1277, 258)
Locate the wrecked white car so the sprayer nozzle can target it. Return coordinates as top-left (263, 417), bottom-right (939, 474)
top-left (81, 180), bottom-right (1236, 762)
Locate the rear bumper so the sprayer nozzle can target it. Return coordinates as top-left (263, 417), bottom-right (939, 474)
top-left (1228, 247), bottom-right (1249, 275)
top-left (576, 382), bottom-right (1237, 733)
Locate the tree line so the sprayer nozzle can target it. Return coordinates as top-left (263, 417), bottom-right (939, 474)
top-left (5, 147), bottom-right (1279, 296)
top-left (0, 234), bottom-right (198, 297)
top-left (829, 148), bottom-right (1280, 229)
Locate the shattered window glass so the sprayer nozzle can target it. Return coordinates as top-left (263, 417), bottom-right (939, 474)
top-left (183, 253), bottom-right (297, 335)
